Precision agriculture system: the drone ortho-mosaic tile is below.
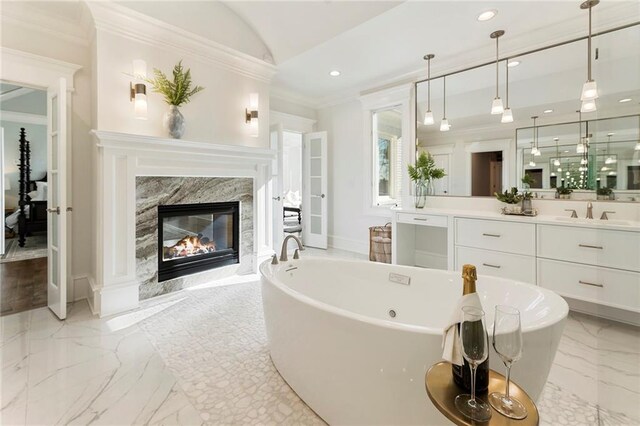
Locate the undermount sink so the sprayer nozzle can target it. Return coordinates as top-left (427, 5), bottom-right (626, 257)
top-left (552, 216), bottom-right (636, 227)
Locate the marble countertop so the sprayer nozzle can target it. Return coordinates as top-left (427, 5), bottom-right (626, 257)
top-left (392, 207), bottom-right (640, 232)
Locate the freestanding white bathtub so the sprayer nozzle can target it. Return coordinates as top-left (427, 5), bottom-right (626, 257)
top-left (260, 257), bottom-right (568, 425)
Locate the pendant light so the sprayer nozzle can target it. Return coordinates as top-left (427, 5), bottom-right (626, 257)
top-left (580, 0), bottom-right (599, 112)
top-left (423, 54), bottom-right (435, 125)
top-left (576, 110), bottom-right (586, 153)
top-left (530, 116), bottom-right (540, 155)
top-left (553, 138), bottom-right (561, 166)
top-left (440, 75), bottom-right (450, 131)
top-left (605, 133), bottom-right (616, 164)
top-left (528, 144), bottom-right (536, 167)
top-left (490, 30), bottom-right (505, 115)
top-left (501, 59), bottom-right (514, 123)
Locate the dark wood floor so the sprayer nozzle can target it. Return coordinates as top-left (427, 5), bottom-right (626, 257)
top-left (0, 257), bottom-right (47, 317)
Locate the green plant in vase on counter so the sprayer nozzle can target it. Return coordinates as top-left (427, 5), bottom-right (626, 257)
top-left (408, 151), bottom-right (446, 208)
top-left (494, 187), bottom-right (524, 214)
top-left (597, 186), bottom-right (614, 200)
top-left (556, 186), bottom-right (574, 199)
top-left (521, 173), bottom-right (536, 189)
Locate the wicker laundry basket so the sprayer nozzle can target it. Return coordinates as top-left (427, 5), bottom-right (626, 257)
top-left (369, 223), bottom-right (392, 263)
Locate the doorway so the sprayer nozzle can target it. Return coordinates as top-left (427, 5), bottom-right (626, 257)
top-left (282, 131), bottom-right (303, 243)
top-left (471, 151), bottom-right (503, 196)
top-left (1, 82), bottom-right (49, 316)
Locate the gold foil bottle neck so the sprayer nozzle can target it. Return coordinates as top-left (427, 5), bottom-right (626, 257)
top-left (461, 264), bottom-right (477, 295)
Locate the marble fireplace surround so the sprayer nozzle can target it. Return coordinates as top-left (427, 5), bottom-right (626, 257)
top-left (91, 130), bottom-right (276, 317)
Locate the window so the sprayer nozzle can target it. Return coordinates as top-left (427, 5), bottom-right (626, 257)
top-left (372, 107), bottom-right (402, 206)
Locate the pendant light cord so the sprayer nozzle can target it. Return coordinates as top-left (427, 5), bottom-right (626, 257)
top-left (495, 36), bottom-right (499, 98)
top-left (443, 75), bottom-right (446, 118)
top-left (427, 58), bottom-right (431, 111)
top-left (587, 5), bottom-right (592, 81)
top-left (505, 60), bottom-right (509, 108)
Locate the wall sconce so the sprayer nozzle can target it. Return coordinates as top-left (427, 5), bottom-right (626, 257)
top-left (245, 93), bottom-right (259, 137)
top-left (130, 59), bottom-right (147, 120)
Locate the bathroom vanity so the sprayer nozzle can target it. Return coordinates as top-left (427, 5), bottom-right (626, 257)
top-left (392, 207), bottom-right (640, 325)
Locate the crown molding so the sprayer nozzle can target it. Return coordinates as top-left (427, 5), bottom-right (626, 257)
top-left (87, 2), bottom-right (277, 84)
top-left (270, 111), bottom-right (316, 133)
top-left (0, 48), bottom-right (82, 91)
top-left (0, 111), bottom-right (47, 126)
top-left (269, 86), bottom-right (318, 109)
top-left (0, 2), bottom-right (90, 47)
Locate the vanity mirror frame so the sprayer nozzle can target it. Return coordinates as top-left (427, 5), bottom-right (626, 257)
top-left (413, 21), bottom-right (640, 199)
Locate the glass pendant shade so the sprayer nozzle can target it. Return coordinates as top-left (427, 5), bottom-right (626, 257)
top-left (440, 118), bottom-right (450, 132)
top-left (534, 149), bottom-right (541, 157)
top-left (501, 108), bottom-right (513, 123)
top-left (557, 167), bottom-right (562, 172)
top-left (634, 142), bottom-right (640, 151)
top-left (529, 160), bottom-right (536, 167)
top-left (581, 158), bottom-right (588, 165)
top-left (601, 166), bottom-right (608, 171)
top-left (530, 147), bottom-right (538, 155)
top-left (553, 159), bottom-right (560, 166)
top-left (423, 110), bottom-right (434, 125)
top-left (580, 80), bottom-right (598, 101)
top-left (576, 142), bottom-right (585, 154)
top-left (491, 97), bottom-right (504, 114)
top-left (581, 99), bottom-right (597, 113)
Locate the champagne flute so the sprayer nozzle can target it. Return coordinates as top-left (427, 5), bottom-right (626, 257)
top-left (488, 305), bottom-right (528, 419)
top-left (454, 306), bottom-right (492, 422)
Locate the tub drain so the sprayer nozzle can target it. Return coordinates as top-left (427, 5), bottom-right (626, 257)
top-left (388, 309), bottom-right (397, 318)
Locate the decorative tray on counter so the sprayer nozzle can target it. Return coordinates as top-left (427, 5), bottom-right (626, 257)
top-left (501, 207), bottom-right (538, 217)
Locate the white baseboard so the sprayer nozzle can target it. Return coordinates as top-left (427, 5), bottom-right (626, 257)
top-left (72, 275), bottom-right (91, 302)
top-left (328, 235), bottom-right (369, 255)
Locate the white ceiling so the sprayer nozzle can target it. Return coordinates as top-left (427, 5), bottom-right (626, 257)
top-left (266, 1), bottom-right (640, 105)
top-left (222, 1), bottom-right (403, 64)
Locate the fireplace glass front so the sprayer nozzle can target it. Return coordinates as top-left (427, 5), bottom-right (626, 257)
top-left (158, 202), bottom-right (239, 281)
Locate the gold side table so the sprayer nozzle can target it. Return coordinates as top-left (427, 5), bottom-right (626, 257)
top-left (425, 362), bottom-right (539, 425)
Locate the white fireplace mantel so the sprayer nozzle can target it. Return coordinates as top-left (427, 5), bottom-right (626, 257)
top-left (90, 130), bottom-right (276, 317)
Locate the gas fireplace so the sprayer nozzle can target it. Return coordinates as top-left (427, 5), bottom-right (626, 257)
top-left (158, 201), bottom-right (240, 282)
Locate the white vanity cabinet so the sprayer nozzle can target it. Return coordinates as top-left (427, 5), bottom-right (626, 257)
top-left (392, 208), bottom-right (640, 324)
top-left (454, 218), bottom-right (536, 284)
top-left (537, 224), bottom-right (640, 314)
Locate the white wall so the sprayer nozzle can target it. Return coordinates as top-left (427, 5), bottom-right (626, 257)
top-left (1, 1), bottom-right (94, 291)
top-left (282, 131), bottom-right (302, 195)
top-left (89, 3), bottom-right (275, 148)
top-left (1, 121), bottom-right (47, 209)
top-left (317, 100), bottom-right (387, 254)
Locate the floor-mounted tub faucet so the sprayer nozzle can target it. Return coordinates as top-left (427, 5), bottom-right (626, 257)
top-left (280, 235), bottom-right (305, 262)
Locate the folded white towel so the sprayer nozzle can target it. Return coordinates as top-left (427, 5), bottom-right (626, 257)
top-left (441, 292), bottom-right (483, 366)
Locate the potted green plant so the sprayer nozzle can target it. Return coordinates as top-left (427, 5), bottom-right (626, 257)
top-left (145, 60), bottom-right (205, 139)
top-left (597, 186), bottom-right (614, 200)
top-left (556, 186), bottom-right (573, 199)
top-left (521, 173), bottom-right (536, 190)
top-left (494, 187), bottom-right (523, 214)
top-left (408, 151), bottom-right (446, 208)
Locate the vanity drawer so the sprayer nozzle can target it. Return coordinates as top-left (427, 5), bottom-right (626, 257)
top-left (455, 218), bottom-right (535, 256)
top-left (455, 246), bottom-right (536, 284)
top-left (396, 213), bottom-right (448, 228)
top-left (537, 225), bottom-right (640, 272)
top-left (538, 258), bottom-right (640, 312)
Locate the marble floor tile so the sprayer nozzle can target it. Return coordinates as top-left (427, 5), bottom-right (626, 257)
top-left (0, 249), bottom-right (638, 426)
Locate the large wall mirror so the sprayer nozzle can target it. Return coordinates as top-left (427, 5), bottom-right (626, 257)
top-left (415, 23), bottom-right (640, 199)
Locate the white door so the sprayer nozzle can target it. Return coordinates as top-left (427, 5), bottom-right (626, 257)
top-left (47, 78), bottom-right (68, 320)
top-left (270, 124), bottom-right (284, 250)
top-left (302, 131), bottom-right (327, 249)
top-left (432, 153), bottom-right (451, 195)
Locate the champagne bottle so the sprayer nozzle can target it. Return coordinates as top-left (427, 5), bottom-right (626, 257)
top-left (452, 264), bottom-right (490, 393)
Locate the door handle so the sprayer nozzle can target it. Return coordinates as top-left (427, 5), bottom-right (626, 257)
top-left (321, 194), bottom-right (325, 198)
top-left (272, 196), bottom-right (281, 201)
top-left (47, 207), bottom-right (60, 215)
top-left (482, 263), bottom-right (501, 269)
top-left (579, 280), bottom-right (604, 288)
top-left (67, 207), bottom-right (73, 212)
top-left (482, 233), bottom-right (501, 238)
top-left (578, 244), bottom-right (603, 250)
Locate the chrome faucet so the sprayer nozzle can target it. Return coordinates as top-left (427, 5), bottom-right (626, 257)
top-left (600, 211), bottom-right (615, 220)
top-left (586, 202), bottom-right (593, 219)
top-left (280, 235), bottom-right (305, 262)
top-left (565, 209), bottom-right (578, 218)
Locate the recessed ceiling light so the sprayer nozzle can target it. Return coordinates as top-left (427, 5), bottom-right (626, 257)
top-left (544, 109), bottom-right (553, 114)
top-left (507, 60), bottom-right (520, 68)
top-left (329, 70), bottom-right (341, 77)
top-left (618, 98), bottom-right (632, 103)
top-left (477, 10), bottom-right (497, 21)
